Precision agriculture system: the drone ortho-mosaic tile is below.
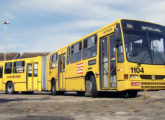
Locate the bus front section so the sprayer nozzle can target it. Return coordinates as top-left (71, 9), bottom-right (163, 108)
top-left (116, 19), bottom-right (165, 94)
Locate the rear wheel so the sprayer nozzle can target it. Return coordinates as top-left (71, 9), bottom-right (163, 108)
top-left (23, 91), bottom-right (34, 94)
top-left (77, 91), bottom-right (85, 96)
top-left (6, 82), bottom-right (14, 94)
top-left (85, 75), bottom-right (98, 97)
top-left (58, 91), bottom-right (64, 95)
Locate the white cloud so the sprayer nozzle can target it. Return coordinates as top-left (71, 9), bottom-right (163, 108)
top-left (7, 0), bottom-right (165, 24)
top-left (1, 0), bottom-right (165, 52)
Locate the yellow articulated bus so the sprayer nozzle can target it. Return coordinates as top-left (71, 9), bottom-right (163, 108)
top-left (0, 56), bottom-right (48, 94)
top-left (48, 19), bottom-right (165, 98)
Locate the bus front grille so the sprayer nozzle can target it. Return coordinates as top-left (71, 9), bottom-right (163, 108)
top-left (141, 82), bottom-right (165, 89)
top-left (142, 86), bottom-right (165, 89)
top-left (140, 75), bottom-right (165, 80)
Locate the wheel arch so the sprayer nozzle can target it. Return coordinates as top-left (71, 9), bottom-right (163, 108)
top-left (84, 71), bottom-right (98, 97)
top-left (51, 77), bottom-right (58, 91)
top-left (51, 77), bottom-right (55, 85)
top-left (5, 80), bottom-right (14, 94)
top-left (6, 81), bottom-right (13, 88)
top-left (85, 71), bottom-right (95, 81)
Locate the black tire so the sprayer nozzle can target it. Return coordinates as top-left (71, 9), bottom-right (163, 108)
top-left (77, 91), bottom-right (85, 96)
top-left (58, 91), bottom-right (64, 95)
top-left (124, 91), bottom-right (138, 98)
top-left (23, 91), bottom-right (34, 94)
top-left (28, 91), bottom-right (34, 94)
top-left (14, 91), bottom-right (19, 94)
top-left (6, 82), bottom-right (14, 94)
top-left (51, 81), bottom-right (57, 96)
top-left (85, 75), bottom-right (98, 97)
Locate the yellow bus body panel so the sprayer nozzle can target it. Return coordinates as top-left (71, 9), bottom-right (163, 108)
top-left (0, 56), bottom-right (44, 92)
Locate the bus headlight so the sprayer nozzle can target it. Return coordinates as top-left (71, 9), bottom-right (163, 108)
top-left (130, 75), bottom-right (138, 79)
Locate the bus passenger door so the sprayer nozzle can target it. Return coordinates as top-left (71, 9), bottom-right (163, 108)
top-left (33, 63), bottom-right (38, 90)
top-left (0, 66), bottom-right (3, 90)
top-left (58, 53), bottom-right (66, 90)
top-left (100, 34), bottom-right (117, 89)
top-left (27, 64), bottom-right (33, 91)
top-left (100, 36), bottom-right (109, 89)
top-left (109, 35), bottom-right (117, 88)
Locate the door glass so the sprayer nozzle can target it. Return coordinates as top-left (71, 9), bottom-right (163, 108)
top-left (59, 56), bottom-right (63, 72)
top-left (110, 35), bottom-right (117, 88)
top-left (28, 64), bottom-right (32, 77)
top-left (59, 54), bottom-right (65, 90)
top-left (33, 63), bottom-right (38, 77)
top-left (63, 54), bottom-right (65, 72)
top-left (102, 37), bottom-right (109, 88)
top-left (0, 66), bottom-right (3, 78)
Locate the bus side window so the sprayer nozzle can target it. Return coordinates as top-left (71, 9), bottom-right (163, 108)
top-left (70, 42), bottom-right (82, 63)
top-left (0, 66), bottom-right (3, 78)
top-left (83, 35), bottom-right (97, 59)
top-left (67, 47), bottom-right (70, 64)
top-left (117, 45), bottom-right (124, 63)
top-left (5, 62), bottom-right (12, 74)
top-left (13, 61), bottom-right (25, 73)
top-left (51, 53), bottom-right (58, 68)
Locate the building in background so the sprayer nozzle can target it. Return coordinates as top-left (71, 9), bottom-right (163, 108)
top-left (0, 52), bottom-right (49, 61)
top-left (0, 52), bottom-right (20, 61)
top-left (20, 52), bottom-right (49, 59)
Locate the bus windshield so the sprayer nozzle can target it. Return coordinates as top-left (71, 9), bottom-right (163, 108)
top-left (122, 20), bottom-right (165, 65)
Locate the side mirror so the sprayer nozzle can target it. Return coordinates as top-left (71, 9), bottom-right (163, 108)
top-left (114, 27), bottom-right (120, 48)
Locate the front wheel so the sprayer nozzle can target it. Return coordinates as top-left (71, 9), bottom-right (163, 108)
top-left (85, 75), bottom-right (98, 97)
top-left (6, 82), bottom-right (14, 94)
top-left (124, 91), bottom-right (138, 98)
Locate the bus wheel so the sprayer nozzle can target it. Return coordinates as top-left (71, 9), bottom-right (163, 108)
top-left (51, 82), bottom-right (57, 96)
top-left (58, 91), bottom-right (64, 95)
top-left (124, 91), bottom-right (138, 98)
top-left (6, 82), bottom-right (14, 94)
top-left (23, 91), bottom-right (34, 94)
top-left (77, 91), bottom-right (85, 96)
top-left (85, 75), bottom-right (98, 97)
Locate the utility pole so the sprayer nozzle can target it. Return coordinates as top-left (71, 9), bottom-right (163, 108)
top-left (2, 21), bottom-right (10, 61)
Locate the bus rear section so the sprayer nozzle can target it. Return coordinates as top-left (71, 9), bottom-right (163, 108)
top-left (0, 56), bottom-right (48, 94)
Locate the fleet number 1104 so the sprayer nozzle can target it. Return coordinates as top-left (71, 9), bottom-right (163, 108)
top-left (130, 67), bottom-right (144, 73)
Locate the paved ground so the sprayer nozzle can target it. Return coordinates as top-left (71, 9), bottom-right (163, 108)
top-left (0, 91), bottom-right (165, 120)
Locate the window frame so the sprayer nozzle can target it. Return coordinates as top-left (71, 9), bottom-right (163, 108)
top-left (0, 66), bottom-right (3, 78)
top-left (83, 34), bottom-right (97, 60)
top-left (27, 64), bottom-right (33, 77)
top-left (33, 63), bottom-right (38, 77)
top-left (13, 61), bottom-right (25, 74)
top-left (50, 53), bottom-right (58, 69)
top-left (5, 62), bottom-right (12, 74)
top-left (70, 41), bottom-right (82, 63)
top-left (67, 47), bottom-right (70, 64)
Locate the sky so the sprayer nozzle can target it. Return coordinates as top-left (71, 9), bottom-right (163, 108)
top-left (0, 0), bottom-right (165, 53)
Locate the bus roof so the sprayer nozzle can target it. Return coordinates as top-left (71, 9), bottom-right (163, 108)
top-left (50, 19), bottom-right (164, 55)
